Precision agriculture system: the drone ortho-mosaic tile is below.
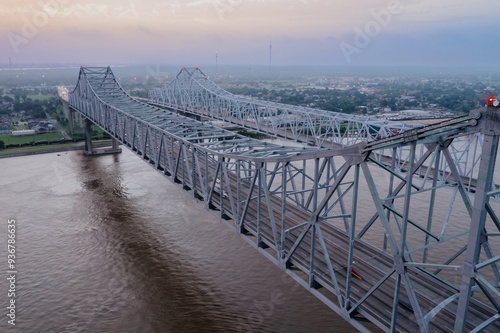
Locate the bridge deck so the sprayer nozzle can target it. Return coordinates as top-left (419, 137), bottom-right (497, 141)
top-left (152, 103), bottom-right (488, 192)
top-left (161, 141), bottom-right (499, 333)
top-left (65, 66), bottom-right (500, 332)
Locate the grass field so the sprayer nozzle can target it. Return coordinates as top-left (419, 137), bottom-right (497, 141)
top-left (0, 133), bottom-right (64, 145)
top-left (0, 143), bottom-right (80, 156)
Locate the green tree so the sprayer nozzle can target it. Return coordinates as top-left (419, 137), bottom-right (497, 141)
top-left (0, 140), bottom-right (5, 150)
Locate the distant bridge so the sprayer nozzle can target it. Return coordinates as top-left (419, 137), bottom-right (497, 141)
top-left (148, 67), bottom-right (487, 194)
top-left (61, 66), bottom-right (500, 332)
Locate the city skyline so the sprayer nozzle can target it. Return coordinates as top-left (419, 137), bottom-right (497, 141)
top-left (1, 0), bottom-right (499, 67)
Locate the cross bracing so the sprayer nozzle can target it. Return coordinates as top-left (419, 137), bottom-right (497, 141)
top-left (149, 67), bottom-right (489, 190)
top-left (67, 66), bottom-right (500, 333)
top-left (149, 67), bottom-right (416, 147)
top-left (69, 67), bottom-right (328, 161)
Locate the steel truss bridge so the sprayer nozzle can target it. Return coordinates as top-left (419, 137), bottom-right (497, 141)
top-left (149, 68), bottom-right (486, 190)
top-left (65, 66), bottom-right (500, 332)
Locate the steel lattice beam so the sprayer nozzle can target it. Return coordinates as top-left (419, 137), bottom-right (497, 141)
top-left (62, 66), bottom-right (500, 333)
top-left (148, 67), bottom-right (489, 193)
top-left (149, 67), bottom-right (415, 147)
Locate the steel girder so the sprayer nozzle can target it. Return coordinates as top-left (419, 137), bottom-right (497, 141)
top-left (67, 67), bottom-right (500, 332)
top-left (148, 67), bottom-right (489, 191)
top-left (149, 67), bottom-right (415, 147)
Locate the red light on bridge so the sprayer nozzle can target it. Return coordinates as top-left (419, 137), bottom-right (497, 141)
top-left (487, 96), bottom-right (499, 107)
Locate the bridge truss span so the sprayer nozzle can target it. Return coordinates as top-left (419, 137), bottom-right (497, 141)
top-left (149, 67), bottom-right (490, 191)
top-left (149, 67), bottom-right (415, 147)
top-left (68, 67), bottom-right (500, 333)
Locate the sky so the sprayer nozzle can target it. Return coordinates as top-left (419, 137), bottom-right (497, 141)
top-left (1, 0), bottom-right (500, 67)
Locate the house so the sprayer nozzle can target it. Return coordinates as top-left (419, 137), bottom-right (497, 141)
top-left (33, 124), bottom-right (50, 134)
top-left (0, 123), bottom-right (13, 135)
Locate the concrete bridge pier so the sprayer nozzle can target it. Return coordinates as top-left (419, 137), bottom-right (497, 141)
top-left (61, 98), bottom-right (76, 134)
top-left (83, 118), bottom-right (122, 156)
top-left (84, 118), bottom-right (92, 154)
top-left (112, 138), bottom-right (119, 150)
top-left (68, 109), bottom-right (74, 134)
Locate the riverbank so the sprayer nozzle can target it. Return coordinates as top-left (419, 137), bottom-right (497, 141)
top-left (0, 140), bottom-right (114, 159)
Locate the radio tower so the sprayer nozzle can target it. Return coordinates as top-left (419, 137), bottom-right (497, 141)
top-left (215, 51), bottom-right (218, 80)
top-left (269, 41), bottom-right (272, 68)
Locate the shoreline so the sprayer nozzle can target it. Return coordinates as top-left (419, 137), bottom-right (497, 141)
top-left (0, 140), bottom-right (114, 159)
top-left (0, 145), bottom-right (84, 159)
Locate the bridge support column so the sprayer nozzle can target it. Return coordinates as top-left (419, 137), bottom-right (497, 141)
top-left (454, 108), bottom-right (500, 332)
top-left (68, 109), bottom-right (74, 134)
top-left (83, 118), bottom-right (122, 156)
top-left (84, 119), bottom-right (93, 155)
top-left (61, 99), bottom-right (75, 134)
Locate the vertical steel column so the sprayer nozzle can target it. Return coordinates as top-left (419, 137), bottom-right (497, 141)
top-left (390, 141), bottom-right (416, 331)
top-left (384, 147), bottom-right (397, 251)
top-left (280, 162), bottom-right (288, 260)
top-left (181, 145), bottom-right (186, 189)
top-left (220, 158), bottom-right (225, 217)
top-left (309, 158), bottom-right (320, 288)
top-left (302, 159), bottom-right (306, 207)
top-left (454, 121), bottom-right (499, 332)
top-left (191, 148), bottom-right (196, 196)
top-left (68, 109), bottom-right (75, 134)
top-left (401, 142), bottom-right (416, 257)
top-left (236, 160), bottom-right (241, 223)
top-left (257, 163), bottom-right (263, 247)
top-left (345, 164), bottom-right (359, 311)
top-left (424, 145), bottom-right (441, 263)
top-left (204, 151), bottom-right (209, 205)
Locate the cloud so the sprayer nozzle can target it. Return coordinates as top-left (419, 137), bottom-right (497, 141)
top-left (1, 0), bottom-right (500, 66)
top-left (63, 28), bottom-right (109, 38)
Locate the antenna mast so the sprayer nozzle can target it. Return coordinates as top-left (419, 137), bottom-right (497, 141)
top-left (215, 52), bottom-right (218, 80)
top-left (269, 41), bottom-right (272, 68)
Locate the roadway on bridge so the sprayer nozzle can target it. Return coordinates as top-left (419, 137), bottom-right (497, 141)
top-left (65, 66), bottom-right (500, 333)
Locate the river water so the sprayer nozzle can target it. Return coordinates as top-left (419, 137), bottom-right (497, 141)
top-left (0, 149), bottom-right (356, 333)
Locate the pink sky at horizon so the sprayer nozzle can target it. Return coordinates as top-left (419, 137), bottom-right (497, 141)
top-left (1, 0), bottom-right (499, 66)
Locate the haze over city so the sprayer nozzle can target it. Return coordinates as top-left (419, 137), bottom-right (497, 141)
top-left (1, 0), bottom-right (500, 67)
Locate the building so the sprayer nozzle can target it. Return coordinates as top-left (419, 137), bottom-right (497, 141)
top-left (11, 129), bottom-right (35, 136)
